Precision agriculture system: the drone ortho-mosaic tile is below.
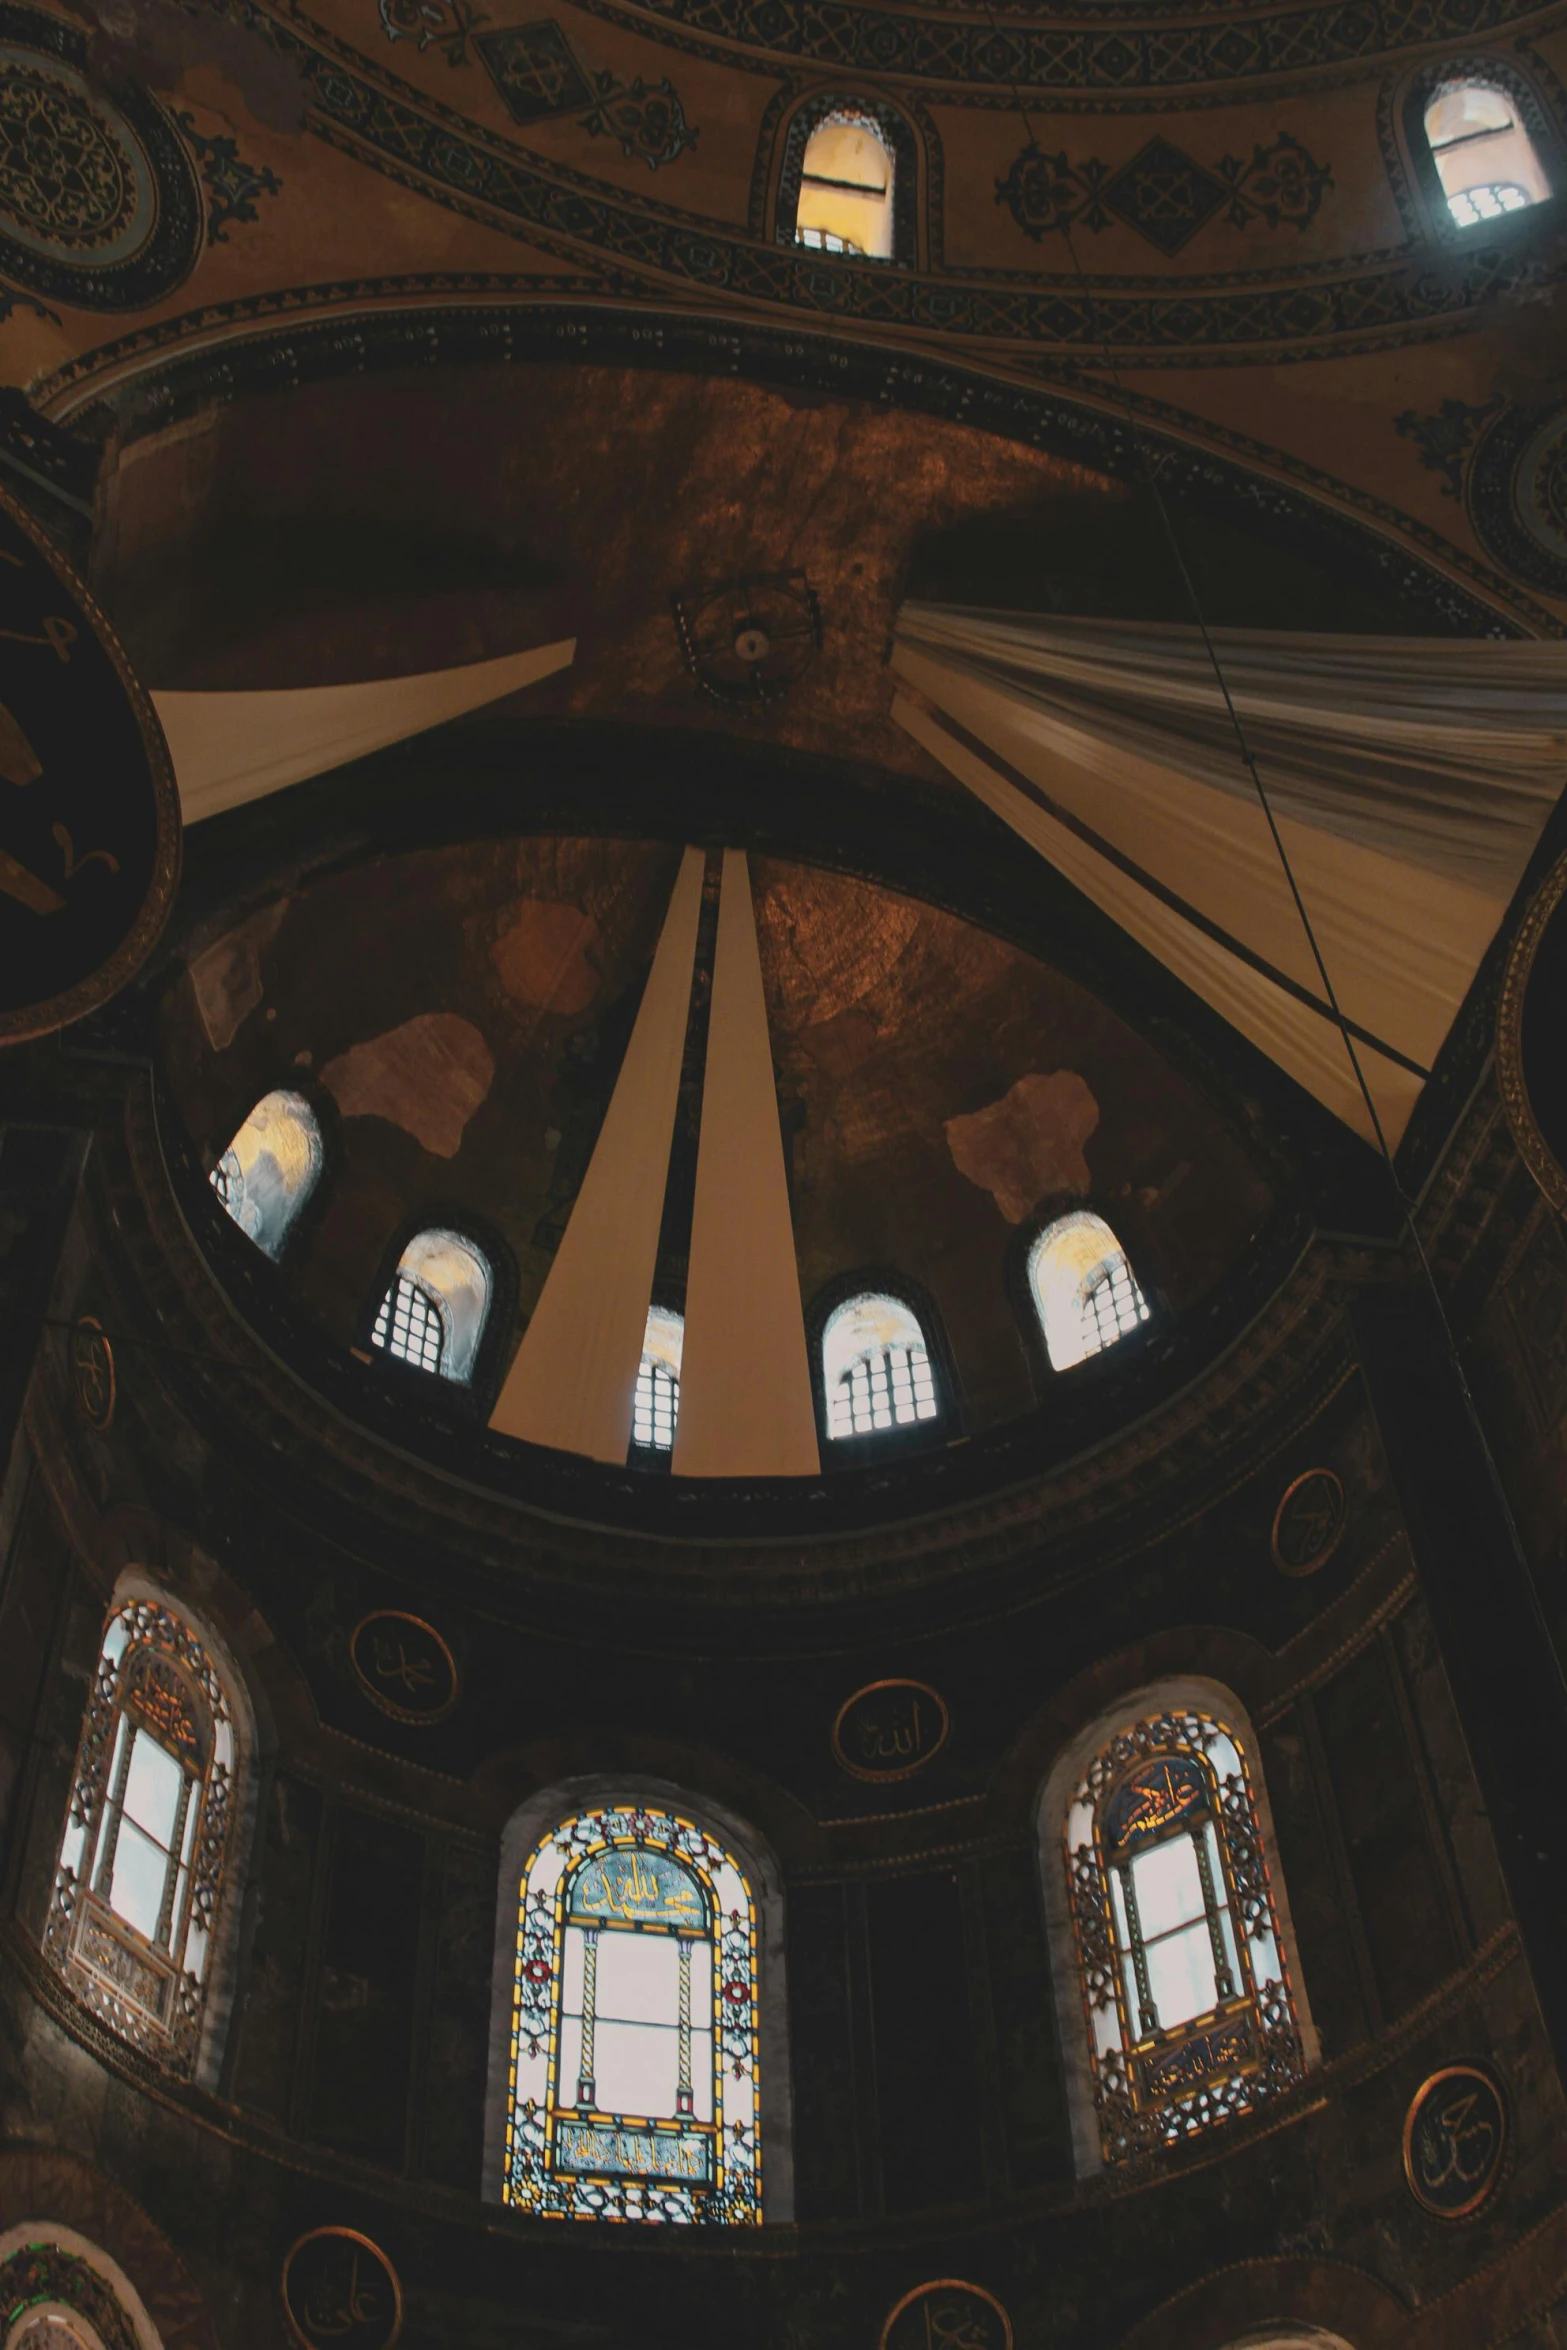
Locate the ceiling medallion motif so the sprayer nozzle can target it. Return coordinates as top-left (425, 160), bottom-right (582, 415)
top-left (70, 1313), bottom-right (116, 1430)
top-left (282, 2229), bottom-right (403, 2350)
top-left (879, 2281), bottom-right (1012, 2350)
top-left (1402, 2064), bottom-right (1510, 2220)
top-left (0, 3), bottom-right (201, 308)
top-left (833, 1679), bottom-right (950, 1782)
top-left (673, 571), bottom-right (822, 703)
top-left (997, 131), bottom-right (1331, 256)
top-left (1269, 1466), bottom-right (1347, 1576)
top-left (349, 1608), bottom-right (460, 1723)
top-left (1402, 395), bottom-right (1567, 599)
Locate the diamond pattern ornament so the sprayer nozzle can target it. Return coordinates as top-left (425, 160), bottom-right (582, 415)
top-left (1100, 137), bottom-right (1230, 254)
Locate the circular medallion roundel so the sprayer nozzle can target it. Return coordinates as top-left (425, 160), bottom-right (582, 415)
top-left (282, 2228), bottom-right (403, 2350)
top-left (1402, 2064), bottom-right (1509, 2220)
top-left (1269, 1467), bottom-right (1347, 1578)
top-left (832, 1679), bottom-right (949, 1782)
top-left (0, 3), bottom-right (201, 309)
top-left (349, 1610), bottom-right (459, 1724)
top-left (70, 1313), bottom-right (115, 1429)
top-left (880, 2280), bottom-right (1013, 2350)
top-left (1467, 399), bottom-right (1567, 601)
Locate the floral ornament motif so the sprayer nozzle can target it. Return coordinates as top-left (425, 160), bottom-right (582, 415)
top-left (1395, 394), bottom-right (1505, 498)
top-left (998, 130), bottom-right (1331, 257)
top-left (174, 112), bottom-right (281, 244)
top-left (377, 0), bottom-right (485, 68)
top-left (579, 70), bottom-right (697, 170)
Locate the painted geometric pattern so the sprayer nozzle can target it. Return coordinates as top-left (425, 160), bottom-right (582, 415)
top-left (475, 19), bottom-right (594, 125)
top-left (998, 132), bottom-right (1331, 256)
top-left (567, 0), bottom-right (1554, 87)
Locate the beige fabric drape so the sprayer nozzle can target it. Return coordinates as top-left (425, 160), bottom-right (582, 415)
top-left (154, 638), bottom-right (575, 824)
top-left (674, 851), bottom-right (820, 1478)
top-left (893, 605), bottom-right (1567, 1150)
top-left (489, 847), bottom-right (704, 1459)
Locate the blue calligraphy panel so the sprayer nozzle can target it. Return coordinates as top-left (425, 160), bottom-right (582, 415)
top-left (554, 2120), bottom-right (715, 2184)
top-left (1102, 1756), bottom-right (1210, 1857)
top-left (569, 1848), bottom-right (707, 1929)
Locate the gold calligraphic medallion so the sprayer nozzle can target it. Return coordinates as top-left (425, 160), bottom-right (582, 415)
top-left (1402, 2064), bottom-right (1509, 2221)
top-left (69, 1313), bottom-right (115, 1430)
top-left (349, 1610), bottom-right (459, 1725)
top-left (0, 483), bottom-right (178, 1042)
top-left (282, 2228), bottom-right (402, 2350)
top-left (832, 1679), bottom-right (949, 1784)
top-left (1499, 845), bottom-right (1567, 1215)
top-left (1270, 1468), bottom-right (1347, 1578)
top-left (879, 2278), bottom-right (1013, 2350)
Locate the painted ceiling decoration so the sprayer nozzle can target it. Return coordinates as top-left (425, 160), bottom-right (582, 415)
top-left (892, 602), bottom-right (1567, 1146)
top-left (153, 638), bottom-right (576, 821)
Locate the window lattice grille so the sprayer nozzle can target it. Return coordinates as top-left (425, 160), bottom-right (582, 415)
top-left (372, 1272), bottom-right (446, 1375)
top-left (1082, 1257), bottom-right (1151, 1358)
top-left (634, 1358), bottom-right (680, 1451)
top-left (830, 1341), bottom-right (937, 1438)
top-left (1447, 179), bottom-right (1531, 221)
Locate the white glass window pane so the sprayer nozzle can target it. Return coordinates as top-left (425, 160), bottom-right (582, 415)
top-left (558, 2013), bottom-right (583, 2094)
top-left (594, 1929), bottom-right (680, 2025)
top-left (1143, 1921), bottom-right (1218, 2028)
top-left (689, 2025), bottom-right (714, 2121)
top-left (1130, 1837), bottom-right (1206, 1937)
top-left (561, 1924), bottom-right (587, 2013)
top-left (594, 2017), bottom-right (679, 2117)
top-left (1108, 1866), bottom-right (1132, 1953)
top-left (186, 1916), bottom-right (208, 1984)
top-left (179, 1790), bottom-right (200, 1868)
top-left (102, 1617), bottom-right (130, 1669)
top-left (121, 1731), bottom-right (182, 1849)
top-left (214, 1720), bottom-right (234, 1773)
top-left (108, 1818), bottom-right (170, 1941)
top-left (59, 1817), bottom-right (86, 1880)
top-left (688, 1940), bottom-right (713, 2032)
top-left (1250, 1920), bottom-right (1284, 1987)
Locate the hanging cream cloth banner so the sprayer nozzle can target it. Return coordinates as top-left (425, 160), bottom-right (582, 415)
top-left (674, 850), bottom-right (820, 1478)
top-left (153, 637), bottom-right (576, 824)
top-left (893, 604), bottom-right (1567, 1148)
top-left (489, 847), bottom-right (704, 1459)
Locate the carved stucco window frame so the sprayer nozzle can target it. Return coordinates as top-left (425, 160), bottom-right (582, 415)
top-left (41, 1571), bottom-right (261, 2092)
top-left (482, 1773), bottom-right (796, 2222)
top-left (769, 89), bottom-right (928, 268)
top-left (1382, 51), bottom-right (1565, 247)
top-left (1037, 1674), bottom-right (1320, 2180)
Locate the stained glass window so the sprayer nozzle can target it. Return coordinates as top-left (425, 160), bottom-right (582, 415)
top-left (209, 1088), bottom-right (323, 1260)
top-left (503, 1805), bottom-right (762, 2225)
top-left (796, 114), bottom-right (894, 259)
top-left (822, 1293), bottom-right (939, 1440)
top-left (1424, 82), bottom-right (1549, 226)
top-left (1064, 1708), bottom-right (1305, 2164)
top-left (1029, 1210), bottom-right (1149, 1371)
top-left (632, 1306), bottom-right (684, 1453)
top-left (45, 1599), bottom-right (240, 2077)
top-left (371, 1227), bottom-right (492, 1382)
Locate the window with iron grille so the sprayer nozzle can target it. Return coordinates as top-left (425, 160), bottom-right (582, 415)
top-left (1029, 1211), bottom-right (1149, 1371)
top-left (373, 1270), bottom-right (446, 1375)
top-left (208, 1090), bottom-right (323, 1260)
top-left (821, 1292), bottom-right (940, 1442)
top-left (631, 1304), bottom-right (684, 1455)
top-left (1424, 81), bottom-right (1549, 227)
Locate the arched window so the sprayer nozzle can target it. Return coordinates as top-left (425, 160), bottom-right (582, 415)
top-left (821, 1291), bottom-right (938, 1440)
top-left (1424, 80), bottom-right (1550, 224)
top-left (501, 1802), bottom-right (763, 2225)
top-left (632, 1305), bottom-right (683, 1454)
top-left (1057, 1702), bottom-right (1307, 2166)
top-left (371, 1227), bottom-right (492, 1383)
top-left (0, 2224), bottom-right (165, 2350)
top-left (44, 1596), bottom-right (247, 2082)
top-left (1028, 1209), bottom-right (1149, 1371)
top-left (796, 112), bottom-right (895, 258)
top-left (209, 1088), bottom-right (322, 1260)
